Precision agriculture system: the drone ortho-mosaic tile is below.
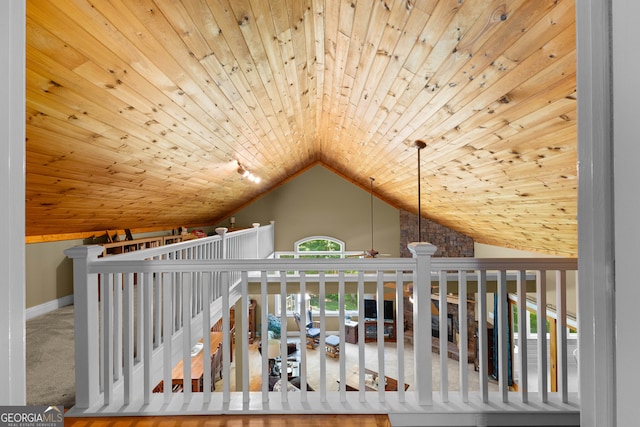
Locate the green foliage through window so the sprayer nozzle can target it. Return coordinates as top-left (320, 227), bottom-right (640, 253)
top-left (296, 237), bottom-right (356, 313)
top-left (298, 239), bottom-right (342, 252)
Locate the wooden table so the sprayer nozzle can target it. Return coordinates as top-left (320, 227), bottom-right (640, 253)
top-left (343, 367), bottom-right (409, 392)
top-left (155, 331), bottom-right (224, 392)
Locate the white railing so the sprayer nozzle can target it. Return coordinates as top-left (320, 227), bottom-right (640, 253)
top-left (65, 231), bottom-right (579, 426)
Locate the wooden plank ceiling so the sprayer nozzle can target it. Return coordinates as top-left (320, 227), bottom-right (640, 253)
top-left (25, 0), bottom-right (577, 256)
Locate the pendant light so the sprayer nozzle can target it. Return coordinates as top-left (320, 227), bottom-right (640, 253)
top-left (367, 177), bottom-right (378, 258)
top-left (415, 140), bottom-right (427, 242)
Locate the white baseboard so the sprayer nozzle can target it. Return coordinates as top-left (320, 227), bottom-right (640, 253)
top-left (26, 295), bottom-right (74, 320)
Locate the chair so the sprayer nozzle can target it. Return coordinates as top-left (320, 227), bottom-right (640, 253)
top-left (294, 311), bottom-right (320, 349)
top-left (325, 334), bottom-right (340, 358)
top-left (210, 343), bottom-right (223, 391)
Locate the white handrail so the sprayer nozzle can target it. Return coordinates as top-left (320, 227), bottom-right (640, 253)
top-left (65, 231), bottom-right (579, 424)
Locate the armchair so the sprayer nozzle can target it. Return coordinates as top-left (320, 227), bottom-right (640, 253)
top-left (294, 311), bottom-right (320, 349)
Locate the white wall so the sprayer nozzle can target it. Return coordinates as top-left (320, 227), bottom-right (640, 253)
top-left (0, 0), bottom-right (26, 405)
top-left (613, 1), bottom-right (640, 424)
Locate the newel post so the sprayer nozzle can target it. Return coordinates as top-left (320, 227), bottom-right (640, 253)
top-left (252, 223), bottom-right (260, 258)
top-left (216, 227), bottom-right (228, 259)
top-left (64, 245), bottom-right (103, 409)
top-left (408, 242), bottom-right (437, 406)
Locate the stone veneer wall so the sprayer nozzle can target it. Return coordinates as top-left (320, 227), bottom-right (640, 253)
top-left (399, 209), bottom-right (474, 257)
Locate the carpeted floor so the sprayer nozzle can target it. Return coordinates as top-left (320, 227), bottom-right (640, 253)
top-left (26, 304), bottom-right (76, 409)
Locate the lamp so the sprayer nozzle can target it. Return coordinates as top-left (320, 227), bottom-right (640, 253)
top-left (267, 339), bottom-right (280, 377)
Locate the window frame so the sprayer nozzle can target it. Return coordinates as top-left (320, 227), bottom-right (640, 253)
top-left (274, 236), bottom-right (361, 316)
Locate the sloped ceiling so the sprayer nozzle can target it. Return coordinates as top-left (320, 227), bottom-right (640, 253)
top-left (25, 0), bottom-right (577, 256)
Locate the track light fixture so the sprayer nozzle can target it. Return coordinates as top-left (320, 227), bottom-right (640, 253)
top-left (237, 161), bottom-right (261, 184)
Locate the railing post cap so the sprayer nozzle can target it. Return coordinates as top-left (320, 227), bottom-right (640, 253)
top-left (408, 242), bottom-right (437, 256)
top-left (64, 245), bottom-right (103, 259)
top-left (215, 227), bottom-right (228, 236)
top-left (252, 223), bottom-right (260, 228)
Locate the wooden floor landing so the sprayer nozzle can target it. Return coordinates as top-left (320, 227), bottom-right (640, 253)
top-left (64, 414), bottom-right (391, 427)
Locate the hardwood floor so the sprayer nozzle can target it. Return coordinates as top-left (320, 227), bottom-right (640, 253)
top-left (64, 414), bottom-right (391, 427)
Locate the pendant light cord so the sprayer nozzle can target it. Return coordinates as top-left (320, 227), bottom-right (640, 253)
top-left (370, 177), bottom-right (375, 251)
top-left (415, 140), bottom-right (426, 242)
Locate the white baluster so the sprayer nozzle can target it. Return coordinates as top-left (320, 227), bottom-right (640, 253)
top-left (123, 273), bottom-right (134, 405)
top-left (396, 270), bottom-right (406, 402)
top-left (556, 270), bottom-right (568, 402)
top-left (320, 271), bottom-right (327, 402)
top-left (477, 270), bottom-right (489, 403)
top-left (261, 271), bottom-right (270, 401)
top-left (143, 272), bottom-right (153, 405)
top-left (458, 270), bottom-right (468, 403)
top-left (102, 273), bottom-right (113, 404)
top-left (439, 271), bottom-right (448, 403)
top-left (517, 270), bottom-right (528, 403)
top-left (377, 270), bottom-right (385, 403)
top-left (338, 271), bottom-right (347, 402)
top-left (497, 270), bottom-right (508, 403)
top-left (162, 272), bottom-right (173, 404)
top-left (537, 271), bottom-right (548, 402)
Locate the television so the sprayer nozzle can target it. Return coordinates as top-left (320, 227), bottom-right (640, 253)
top-left (363, 299), bottom-right (395, 320)
top-left (364, 299), bottom-right (377, 319)
top-left (384, 300), bottom-right (394, 320)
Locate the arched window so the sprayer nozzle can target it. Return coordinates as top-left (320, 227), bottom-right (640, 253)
top-left (295, 236), bottom-right (344, 256)
top-left (275, 236), bottom-right (359, 315)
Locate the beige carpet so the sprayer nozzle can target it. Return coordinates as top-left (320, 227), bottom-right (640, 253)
top-left (247, 338), bottom-right (497, 393)
top-left (219, 338), bottom-right (498, 394)
top-left (26, 304), bottom-right (76, 408)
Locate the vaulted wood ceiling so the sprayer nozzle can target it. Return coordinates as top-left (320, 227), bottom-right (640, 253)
top-left (25, 0), bottom-right (577, 256)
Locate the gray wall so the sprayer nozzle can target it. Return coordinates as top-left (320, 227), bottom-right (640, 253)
top-left (25, 230), bottom-right (182, 309)
top-left (216, 165), bottom-right (401, 255)
top-left (25, 240), bottom-right (80, 308)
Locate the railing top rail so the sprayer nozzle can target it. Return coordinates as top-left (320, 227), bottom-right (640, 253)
top-left (88, 257), bottom-right (417, 274)
top-left (96, 224), bottom-right (273, 261)
top-left (87, 256), bottom-right (577, 275)
top-left (430, 257), bottom-right (578, 271)
top-left (106, 234), bottom-right (222, 260)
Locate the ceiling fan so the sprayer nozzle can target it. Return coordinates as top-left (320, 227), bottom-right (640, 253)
top-left (349, 177), bottom-right (390, 258)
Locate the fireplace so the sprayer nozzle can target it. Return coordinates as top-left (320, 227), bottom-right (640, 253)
top-left (429, 295), bottom-right (476, 363)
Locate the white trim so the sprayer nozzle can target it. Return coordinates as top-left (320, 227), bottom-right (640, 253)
top-left (294, 235), bottom-right (345, 253)
top-left (612, 1), bottom-right (640, 425)
top-left (577, 1), bottom-right (615, 426)
top-left (0, 0), bottom-right (26, 405)
top-left (275, 236), bottom-right (355, 315)
top-left (26, 295), bottom-right (75, 321)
